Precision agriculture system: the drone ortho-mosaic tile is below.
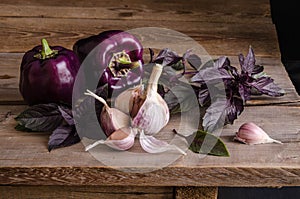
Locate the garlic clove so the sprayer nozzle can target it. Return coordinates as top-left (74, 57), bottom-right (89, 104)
top-left (131, 64), bottom-right (170, 135)
top-left (129, 85), bottom-right (146, 118)
top-left (114, 84), bottom-right (144, 115)
top-left (85, 127), bottom-right (137, 151)
top-left (234, 122), bottom-right (282, 145)
top-left (132, 97), bottom-right (169, 135)
top-left (139, 130), bottom-right (187, 155)
top-left (84, 89), bottom-right (130, 137)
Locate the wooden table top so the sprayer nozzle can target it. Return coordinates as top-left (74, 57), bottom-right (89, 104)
top-left (1, 0), bottom-right (300, 187)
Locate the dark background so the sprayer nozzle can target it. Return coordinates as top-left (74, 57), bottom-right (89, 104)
top-left (218, 187), bottom-right (300, 199)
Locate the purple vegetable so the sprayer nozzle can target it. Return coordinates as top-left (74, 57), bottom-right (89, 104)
top-left (73, 30), bottom-right (144, 92)
top-left (19, 39), bottom-right (81, 106)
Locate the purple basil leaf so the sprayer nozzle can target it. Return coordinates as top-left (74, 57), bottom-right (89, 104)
top-left (239, 46), bottom-right (256, 74)
top-left (203, 95), bottom-right (244, 133)
top-left (224, 96), bottom-right (244, 125)
top-left (198, 86), bottom-right (210, 106)
top-left (163, 90), bottom-right (180, 113)
top-left (14, 124), bottom-right (33, 132)
top-left (191, 57), bottom-right (234, 83)
top-left (181, 49), bottom-right (193, 71)
top-left (48, 124), bottom-right (80, 152)
top-left (149, 48), bottom-right (155, 63)
top-left (163, 85), bottom-right (199, 114)
top-left (215, 57), bottom-right (239, 78)
top-left (191, 58), bottom-right (233, 83)
top-left (202, 99), bottom-right (228, 133)
top-left (14, 103), bottom-right (63, 132)
top-left (154, 48), bottom-right (182, 66)
top-left (251, 76), bottom-right (285, 96)
top-left (162, 66), bottom-right (182, 84)
top-left (238, 84), bottom-right (251, 101)
top-left (215, 56), bottom-right (230, 69)
top-left (58, 106), bottom-right (74, 126)
top-left (187, 54), bottom-right (202, 70)
top-left (252, 65), bottom-right (264, 75)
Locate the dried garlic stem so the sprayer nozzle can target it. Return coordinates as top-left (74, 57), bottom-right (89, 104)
top-left (146, 64), bottom-right (163, 96)
top-left (84, 89), bottom-right (110, 111)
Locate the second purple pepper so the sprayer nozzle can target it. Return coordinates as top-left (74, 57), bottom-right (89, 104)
top-left (73, 30), bottom-right (144, 93)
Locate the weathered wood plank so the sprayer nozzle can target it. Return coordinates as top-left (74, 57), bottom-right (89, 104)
top-left (0, 53), bottom-right (298, 104)
top-left (1, 167), bottom-right (300, 187)
top-left (0, 0), bottom-right (271, 23)
top-left (175, 187), bottom-right (218, 199)
top-left (0, 105), bottom-right (300, 186)
top-left (0, 185), bottom-right (173, 199)
top-left (0, 17), bottom-right (279, 57)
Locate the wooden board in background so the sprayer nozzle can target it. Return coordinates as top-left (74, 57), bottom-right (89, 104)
top-left (0, 0), bottom-right (278, 58)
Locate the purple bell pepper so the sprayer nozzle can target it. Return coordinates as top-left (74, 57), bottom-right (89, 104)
top-left (19, 39), bottom-right (81, 106)
top-left (73, 30), bottom-right (144, 92)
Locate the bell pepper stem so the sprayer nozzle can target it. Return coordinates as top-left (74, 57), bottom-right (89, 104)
top-left (34, 38), bottom-right (58, 59)
top-left (118, 56), bottom-right (132, 65)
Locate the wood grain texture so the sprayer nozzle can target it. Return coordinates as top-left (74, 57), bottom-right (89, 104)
top-left (0, 0), bottom-right (271, 21)
top-left (0, 105), bottom-right (300, 186)
top-left (0, 0), bottom-right (279, 57)
top-left (0, 0), bottom-right (300, 193)
top-left (0, 17), bottom-right (279, 57)
top-left (0, 185), bottom-right (173, 199)
top-left (0, 53), bottom-right (299, 104)
top-left (175, 187), bottom-right (218, 199)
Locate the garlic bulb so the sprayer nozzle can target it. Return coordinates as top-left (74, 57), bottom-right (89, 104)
top-left (84, 65), bottom-right (184, 155)
top-left (234, 122), bottom-right (282, 145)
top-left (115, 64), bottom-right (170, 135)
top-left (84, 89), bottom-right (130, 137)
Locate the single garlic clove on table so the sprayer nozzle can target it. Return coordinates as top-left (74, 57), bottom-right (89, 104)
top-left (234, 122), bottom-right (282, 145)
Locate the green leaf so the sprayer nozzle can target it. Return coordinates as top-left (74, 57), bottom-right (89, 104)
top-left (189, 130), bottom-right (230, 157)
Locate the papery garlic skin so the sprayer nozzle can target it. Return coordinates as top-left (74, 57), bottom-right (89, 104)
top-left (139, 130), bottom-right (186, 155)
top-left (131, 97), bottom-right (169, 135)
top-left (105, 127), bottom-right (137, 150)
top-left (85, 127), bottom-right (137, 151)
top-left (114, 84), bottom-right (144, 115)
top-left (234, 122), bottom-right (282, 145)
